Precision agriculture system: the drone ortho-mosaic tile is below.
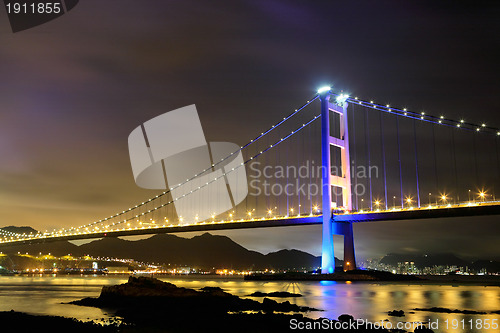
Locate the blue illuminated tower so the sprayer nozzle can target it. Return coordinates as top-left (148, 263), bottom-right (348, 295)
top-left (318, 87), bottom-right (356, 273)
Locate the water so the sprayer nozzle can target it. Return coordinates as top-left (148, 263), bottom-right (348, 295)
top-left (0, 275), bottom-right (498, 332)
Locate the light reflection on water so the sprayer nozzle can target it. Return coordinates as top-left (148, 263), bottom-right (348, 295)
top-left (0, 275), bottom-right (498, 332)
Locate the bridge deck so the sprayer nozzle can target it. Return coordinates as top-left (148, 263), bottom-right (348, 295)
top-left (335, 202), bottom-right (500, 222)
top-left (0, 216), bottom-right (322, 247)
top-left (2, 202), bottom-right (500, 247)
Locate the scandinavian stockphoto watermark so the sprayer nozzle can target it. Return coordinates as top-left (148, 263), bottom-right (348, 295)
top-left (128, 105), bottom-right (249, 224)
top-left (248, 161), bottom-right (378, 200)
top-left (127, 105), bottom-right (378, 221)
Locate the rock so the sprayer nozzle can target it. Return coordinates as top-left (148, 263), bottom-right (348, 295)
top-left (72, 277), bottom-right (319, 316)
top-left (247, 291), bottom-right (302, 297)
top-left (413, 307), bottom-right (487, 315)
top-left (338, 314), bottom-right (354, 322)
top-left (388, 309), bottom-right (405, 317)
top-left (200, 286), bottom-right (224, 292)
top-left (414, 326), bottom-right (434, 332)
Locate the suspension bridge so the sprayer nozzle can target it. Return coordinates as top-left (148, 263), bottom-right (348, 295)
top-left (1, 87), bottom-right (500, 274)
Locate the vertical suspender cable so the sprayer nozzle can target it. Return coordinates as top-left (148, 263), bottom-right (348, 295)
top-left (298, 121), bottom-right (302, 215)
top-left (302, 116), bottom-right (313, 214)
top-left (451, 128), bottom-right (459, 203)
top-left (316, 103), bottom-right (321, 211)
top-left (365, 108), bottom-right (373, 210)
top-left (473, 132), bottom-right (479, 187)
top-left (495, 135), bottom-right (500, 200)
top-left (352, 104), bottom-right (358, 211)
top-left (278, 124), bottom-right (281, 217)
top-left (413, 120), bottom-right (421, 207)
top-left (379, 112), bottom-right (388, 210)
top-left (396, 117), bottom-right (404, 208)
top-left (284, 127), bottom-right (290, 216)
top-left (432, 125), bottom-right (439, 193)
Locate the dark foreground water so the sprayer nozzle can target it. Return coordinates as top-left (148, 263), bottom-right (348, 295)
top-left (0, 275), bottom-right (498, 332)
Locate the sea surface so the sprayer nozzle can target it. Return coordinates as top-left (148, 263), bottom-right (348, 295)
top-left (0, 275), bottom-right (498, 333)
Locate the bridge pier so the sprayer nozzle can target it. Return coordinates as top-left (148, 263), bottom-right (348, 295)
top-left (319, 88), bottom-right (356, 273)
top-left (332, 221), bottom-right (356, 271)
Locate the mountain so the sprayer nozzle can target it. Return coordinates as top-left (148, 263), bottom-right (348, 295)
top-left (0, 229), bottom-right (322, 270)
top-left (76, 233), bottom-right (322, 270)
top-left (1, 226), bottom-right (38, 235)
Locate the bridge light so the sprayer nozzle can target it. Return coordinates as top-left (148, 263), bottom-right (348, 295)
top-left (336, 94), bottom-right (349, 106)
top-left (317, 86), bottom-right (331, 94)
top-left (482, 123), bottom-right (486, 127)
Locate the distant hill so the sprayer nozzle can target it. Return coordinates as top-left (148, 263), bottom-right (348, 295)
top-left (0, 229), bottom-right (323, 270)
top-left (76, 233), bottom-right (322, 270)
top-left (1, 226), bottom-right (38, 235)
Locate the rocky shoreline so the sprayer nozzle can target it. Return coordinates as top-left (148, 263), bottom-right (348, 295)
top-left (0, 276), bottom-right (439, 332)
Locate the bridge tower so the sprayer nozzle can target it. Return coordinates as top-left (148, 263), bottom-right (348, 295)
top-left (319, 88), bottom-right (357, 273)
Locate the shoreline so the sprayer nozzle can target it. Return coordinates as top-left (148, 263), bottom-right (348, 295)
top-left (244, 270), bottom-right (500, 285)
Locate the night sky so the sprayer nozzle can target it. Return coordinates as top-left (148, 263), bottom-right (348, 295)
top-left (0, 1), bottom-right (499, 261)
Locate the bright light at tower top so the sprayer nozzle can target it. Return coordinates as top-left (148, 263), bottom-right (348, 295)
top-left (336, 93), bottom-right (349, 105)
top-left (317, 86), bottom-right (331, 94)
